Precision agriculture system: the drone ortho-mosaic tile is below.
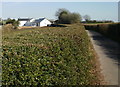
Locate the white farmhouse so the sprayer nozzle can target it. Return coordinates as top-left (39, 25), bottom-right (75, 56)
top-left (18, 18), bottom-right (52, 27)
top-left (18, 18), bottom-right (32, 26)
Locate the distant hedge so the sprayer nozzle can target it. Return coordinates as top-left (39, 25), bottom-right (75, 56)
top-left (84, 23), bottom-right (120, 43)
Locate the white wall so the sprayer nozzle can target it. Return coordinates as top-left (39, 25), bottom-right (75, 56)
top-left (40, 19), bottom-right (52, 27)
top-left (30, 19), bottom-right (35, 22)
top-left (19, 21), bottom-right (27, 26)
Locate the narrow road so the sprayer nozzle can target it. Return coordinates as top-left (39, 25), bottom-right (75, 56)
top-left (86, 30), bottom-right (120, 85)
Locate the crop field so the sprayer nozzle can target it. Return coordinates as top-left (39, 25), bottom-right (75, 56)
top-left (2, 24), bottom-right (99, 85)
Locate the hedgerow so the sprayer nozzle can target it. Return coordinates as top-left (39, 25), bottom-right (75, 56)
top-left (84, 23), bottom-right (120, 43)
top-left (2, 24), bottom-right (97, 85)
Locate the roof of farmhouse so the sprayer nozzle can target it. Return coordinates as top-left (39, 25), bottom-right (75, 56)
top-left (18, 18), bottom-right (46, 21)
top-left (18, 18), bottom-right (32, 21)
top-left (34, 18), bottom-right (45, 23)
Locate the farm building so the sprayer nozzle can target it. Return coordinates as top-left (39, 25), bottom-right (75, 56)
top-left (18, 18), bottom-right (52, 27)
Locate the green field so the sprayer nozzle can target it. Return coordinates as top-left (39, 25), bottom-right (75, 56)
top-left (2, 24), bottom-right (99, 85)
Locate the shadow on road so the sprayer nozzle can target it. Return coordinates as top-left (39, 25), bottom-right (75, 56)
top-left (89, 30), bottom-right (120, 63)
top-left (86, 30), bottom-right (120, 85)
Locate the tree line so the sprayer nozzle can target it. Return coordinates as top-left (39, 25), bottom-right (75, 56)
top-left (55, 8), bottom-right (113, 24)
top-left (55, 8), bottom-right (82, 24)
top-left (55, 8), bottom-right (92, 24)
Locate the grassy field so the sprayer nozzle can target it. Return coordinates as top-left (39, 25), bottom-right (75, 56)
top-left (2, 24), bottom-right (100, 85)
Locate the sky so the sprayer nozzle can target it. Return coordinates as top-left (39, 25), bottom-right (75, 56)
top-left (118, 1), bottom-right (120, 22)
top-left (1, 2), bottom-right (118, 22)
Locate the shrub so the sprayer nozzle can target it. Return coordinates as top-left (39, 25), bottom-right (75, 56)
top-left (2, 24), bottom-right (14, 32)
top-left (6, 18), bottom-right (19, 29)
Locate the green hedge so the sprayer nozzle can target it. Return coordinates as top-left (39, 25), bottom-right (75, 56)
top-left (84, 23), bottom-right (120, 43)
top-left (2, 24), bottom-right (97, 85)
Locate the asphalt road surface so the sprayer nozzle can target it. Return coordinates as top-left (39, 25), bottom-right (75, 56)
top-left (86, 30), bottom-right (120, 85)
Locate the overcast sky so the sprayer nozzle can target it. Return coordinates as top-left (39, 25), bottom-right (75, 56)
top-left (1, 2), bottom-right (118, 22)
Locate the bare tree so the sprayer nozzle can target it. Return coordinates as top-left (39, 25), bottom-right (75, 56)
top-left (83, 15), bottom-right (91, 22)
top-left (55, 8), bottom-right (70, 18)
